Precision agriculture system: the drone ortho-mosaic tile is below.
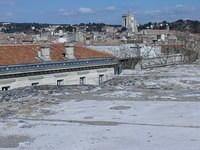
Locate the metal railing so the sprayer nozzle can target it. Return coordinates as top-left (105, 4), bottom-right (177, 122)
top-left (0, 58), bottom-right (118, 74)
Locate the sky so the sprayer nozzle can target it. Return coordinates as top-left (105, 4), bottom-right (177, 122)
top-left (0, 0), bottom-right (200, 24)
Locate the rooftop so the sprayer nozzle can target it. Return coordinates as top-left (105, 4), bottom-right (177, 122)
top-left (0, 43), bottom-right (114, 66)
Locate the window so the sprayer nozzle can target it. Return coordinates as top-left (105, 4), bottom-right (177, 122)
top-left (99, 74), bottom-right (104, 85)
top-left (80, 77), bottom-right (86, 85)
top-left (2, 86), bottom-right (10, 91)
top-left (32, 82), bottom-right (39, 86)
top-left (157, 35), bottom-right (161, 40)
top-left (57, 79), bottom-right (64, 86)
top-left (124, 18), bottom-right (127, 27)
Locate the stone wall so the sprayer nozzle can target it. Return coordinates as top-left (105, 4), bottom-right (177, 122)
top-left (88, 44), bottom-right (161, 59)
top-left (0, 68), bottom-right (115, 90)
top-left (140, 54), bottom-right (186, 69)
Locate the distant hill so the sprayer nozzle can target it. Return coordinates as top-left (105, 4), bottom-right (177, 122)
top-left (170, 20), bottom-right (200, 33)
top-left (1, 19), bottom-right (200, 34)
top-left (0, 23), bottom-right (51, 34)
top-left (138, 20), bottom-right (200, 33)
top-left (0, 22), bottom-right (114, 33)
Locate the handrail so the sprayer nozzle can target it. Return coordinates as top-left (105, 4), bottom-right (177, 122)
top-left (0, 58), bottom-right (118, 74)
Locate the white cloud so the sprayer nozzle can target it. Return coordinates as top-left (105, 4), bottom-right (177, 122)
top-left (58, 7), bottom-right (95, 17)
top-left (105, 6), bottom-right (117, 11)
top-left (58, 8), bottom-right (65, 12)
top-left (176, 4), bottom-right (185, 8)
top-left (78, 8), bottom-right (94, 14)
top-left (137, 5), bottom-right (200, 23)
top-left (58, 9), bottom-right (75, 16)
top-left (144, 10), bottom-right (161, 15)
top-left (5, 12), bottom-right (14, 17)
top-left (0, 1), bottom-right (15, 6)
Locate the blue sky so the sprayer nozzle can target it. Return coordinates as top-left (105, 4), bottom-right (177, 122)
top-left (0, 0), bottom-right (200, 24)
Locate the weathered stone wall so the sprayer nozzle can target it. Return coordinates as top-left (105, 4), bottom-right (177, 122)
top-left (0, 68), bottom-right (115, 90)
top-left (119, 54), bottom-right (184, 70)
top-left (119, 58), bottom-right (141, 69)
top-left (140, 54), bottom-right (194, 69)
top-left (88, 44), bottom-right (161, 58)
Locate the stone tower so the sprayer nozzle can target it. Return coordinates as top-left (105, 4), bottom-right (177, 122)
top-left (122, 13), bottom-right (138, 34)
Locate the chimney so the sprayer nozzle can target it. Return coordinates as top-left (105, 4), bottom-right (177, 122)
top-left (39, 44), bottom-right (51, 61)
top-left (64, 43), bottom-right (75, 59)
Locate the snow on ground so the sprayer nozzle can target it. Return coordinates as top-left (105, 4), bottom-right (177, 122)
top-left (1, 64), bottom-right (200, 150)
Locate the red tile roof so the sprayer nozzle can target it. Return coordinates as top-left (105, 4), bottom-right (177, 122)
top-left (0, 43), bottom-right (114, 66)
top-left (74, 45), bottom-right (113, 59)
top-left (0, 45), bottom-right (41, 65)
top-left (50, 43), bottom-right (66, 61)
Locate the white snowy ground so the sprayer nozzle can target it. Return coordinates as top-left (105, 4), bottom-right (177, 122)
top-left (0, 64), bottom-right (200, 150)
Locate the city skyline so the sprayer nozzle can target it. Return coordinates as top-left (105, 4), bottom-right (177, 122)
top-left (0, 0), bottom-right (200, 24)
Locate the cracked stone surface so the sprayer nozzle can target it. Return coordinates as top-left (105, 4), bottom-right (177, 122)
top-left (0, 64), bottom-right (200, 150)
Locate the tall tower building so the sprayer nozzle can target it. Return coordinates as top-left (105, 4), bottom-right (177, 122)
top-left (122, 13), bottom-right (138, 33)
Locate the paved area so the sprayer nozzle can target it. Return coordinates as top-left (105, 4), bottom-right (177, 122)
top-left (0, 64), bottom-right (200, 150)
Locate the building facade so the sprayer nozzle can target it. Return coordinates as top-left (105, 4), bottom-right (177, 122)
top-left (0, 43), bottom-right (119, 90)
top-left (122, 13), bottom-right (138, 34)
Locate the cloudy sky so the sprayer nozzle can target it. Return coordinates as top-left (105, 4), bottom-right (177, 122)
top-left (0, 0), bottom-right (200, 24)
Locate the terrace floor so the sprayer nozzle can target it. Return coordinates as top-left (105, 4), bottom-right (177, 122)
top-left (0, 64), bottom-right (200, 150)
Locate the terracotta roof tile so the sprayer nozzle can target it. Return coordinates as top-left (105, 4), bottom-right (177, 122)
top-left (74, 45), bottom-right (114, 59)
top-left (0, 45), bottom-right (41, 66)
top-left (0, 43), bottom-right (114, 66)
top-left (50, 43), bottom-right (66, 61)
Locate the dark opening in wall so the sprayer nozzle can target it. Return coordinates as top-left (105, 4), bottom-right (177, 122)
top-left (32, 82), bottom-right (39, 86)
top-left (57, 79), bottom-right (64, 86)
top-left (80, 77), bottom-right (86, 85)
top-left (99, 74), bottom-right (104, 85)
top-left (2, 86), bottom-right (10, 91)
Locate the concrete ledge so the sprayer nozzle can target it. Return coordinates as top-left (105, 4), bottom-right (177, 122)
top-left (54, 73), bottom-right (69, 78)
top-left (97, 69), bottom-right (108, 73)
top-left (28, 76), bottom-right (44, 81)
top-left (77, 71), bottom-right (90, 75)
top-left (0, 79), bottom-right (16, 85)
